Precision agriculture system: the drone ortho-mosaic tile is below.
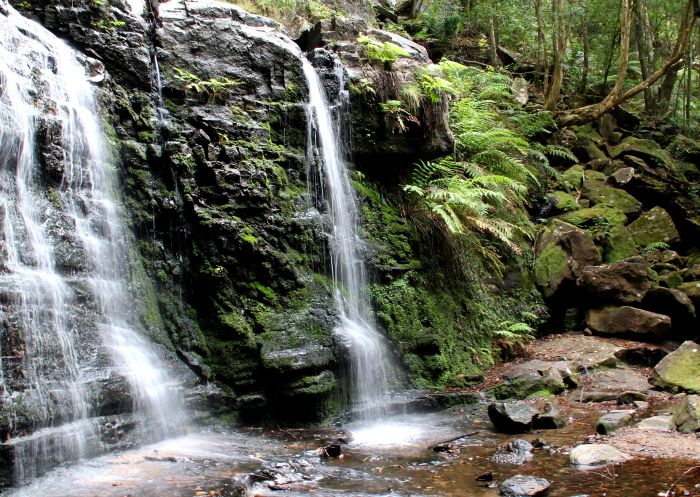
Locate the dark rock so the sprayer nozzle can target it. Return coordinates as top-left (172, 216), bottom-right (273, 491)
top-left (596, 410), bottom-right (634, 434)
top-left (476, 471), bottom-right (494, 481)
top-left (671, 394), bottom-right (700, 433)
top-left (491, 439), bottom-right (534, 465)
top-left (614, 345), bottom-right (668, 367)
top-left (319, 443), bottom-right (342, 458)
top-left (652, 341), bottom-right (700, 393)
top-left (577, 258), bottom-right (652, 305)
top-left (499, 474), bottom-right (550, 497)
top-left (488, 402), bottom-right (538, 434)
top-left (642, 287), bottom-right (696, 333)
top-left (617, 391), bottom-right (648, 405)
top-left (585, 306), bottom-right (671, 339)
top-left (677, 282), bottom-right (700, 309)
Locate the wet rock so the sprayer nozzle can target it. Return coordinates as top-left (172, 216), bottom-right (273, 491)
top-left (491, 439), bottom-right (534, 464)
top-left (651, 341), bottom-right (700, 394)
top-left (488, 402), bottom-right (538, 434)
top-left (585, 306), bottom-right (671, 339)
top-left (569, 444), bottom-right (630, 466)
top-left (596, 410), bottom-right (634, 434)
top-left (534, 402), bottom-right (566, 429)
top-left (319, 443), bottom-right (342, 458)
top-left (499, 474), bottom-right (550, 497)
top-left (627, 207), bottom-right (681, 247)
top-left (476, 471), bottom-right (494, 481)
top-left (577, 258), bottom-right (652, 305)
top-left (636, 415), bottom-right (675, 431)
top-left (672, 394), bottom-right (700, 434)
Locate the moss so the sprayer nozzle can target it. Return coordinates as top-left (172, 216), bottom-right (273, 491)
top-left (561, 164), bottom-right (584, 190)
top-left (627, 206), bottom-right (681, 247)
top-left (558, 206), bottom-right (627, 228)
top-left (545, 190), bottom-right (579, 213)
top-left (581, 180), bottom-right (642, 214)
top-left (533, 242), bottom-right (569, 296)
top-left (604, 224), bottom-right (638, 263)
top-left (526, 390), bottom-right (556, 399)
top-left (611, 137), bottom-right (672, 167)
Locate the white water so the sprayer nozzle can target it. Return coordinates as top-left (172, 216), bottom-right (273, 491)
top-left (0, 4), bottom-right (184, 481)
top-left (302, 57), bottom-right (393, 421)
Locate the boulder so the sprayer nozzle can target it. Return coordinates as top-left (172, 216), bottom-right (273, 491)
top-left (577, 258), bottom-right (652, 304)
top-left (569, 444), bottom-right (630, 466)
top-left (499, 475), bottom-right (551, 497)
top-left (603, 224), bottom-right (638, 263)
top-left (581, 180), bottom-right (642, 215)
top-left (608, 167), bottom-right (635, 186)
top-left (585, 306), bottom-right (671, 338)
top-left (534, 402), bottom-right (566, 429)
top-left (558, 206), bottom-right (627, 228)
top-left (666, 134), bottom-right (700, 164)
top-left (488, 402), bottom-right (538, 433)
top-left (534, 221), bottom-right (601, 298)
top-left (671, 394), bottom-right (700, 433)
top-left (493, 369), bottom-right (566, 400)
top-left (642, 287), bottom-right (696, 331)
top-left (677, 281), bottom-right (700, 308)
top-left (596, 410), bottom-right (634, 434)
top-left (627, 207), bottom-right (681, 247)
top-left (491, 439), bottom-right (534, 465)
top-left (636, 415), bottom-right (675, 431)
top-left (652, 341), bottom-right (700, 393)
top-left (614, 345), bottom-right (668, 367)
top-left (562, 164), bottom-right (585, 190)
top-left (545, 191), bottom-right (579, 213)
top-left (610, 137), bottom-right (672, 168)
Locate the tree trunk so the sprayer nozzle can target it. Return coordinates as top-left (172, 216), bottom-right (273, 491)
top-left (578, 7), bottom-right (590, 94)
top-left (556, 0), bottom-right (698, 127)
top-left (488, 16), bottom-right (500, 66)
top-left (657, 60), bottom-right (685, 117)
top-left (535, 0), bottom-right (550, 92)
top-left (544, 0), bottom-right (567, 110)
top-left (634, 0), bottom-right (654, 113)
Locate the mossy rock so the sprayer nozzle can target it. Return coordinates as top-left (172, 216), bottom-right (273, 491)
top-left (627, 206), bottom-right (681, 247)
top-left (677, 281), bottom-right (700, 307)
top-left (652, 341), bottom-right (700, 394)
top-left (584, 170), bottom-right (608, 182)
top-left (534, 241), bottom-right (570, 298)
top-left (604, 224), bottom-right (638, 263)
top-left (282, 370), bottom-right (336, 397)
top-left (557, 206), bottom-right (627, 228)
top-left (581, 180), bottom-right (642, 215)
top-left (659, 271), bottom-right (684, 289)
top-left (492, 370), bottom-right (566, 400)
top-left (666, 134), bottom-right (700, 163)
top-left (561, 165), bottom-right (584, 190)
top-left (545, 190), bottom-right (579, 213)
top-left (611, 137), bottom-right (672, 168)
top-left (572, 123), bottom-right (605, 144)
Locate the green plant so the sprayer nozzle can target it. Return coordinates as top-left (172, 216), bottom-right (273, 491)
top-left (357, 35), bottom-right (410, 67)
top-left (172, 67), bottom-right (240, 102)
top-left (641, 241), bottom-right (671, 254)
top-left (379, 100), bottom-right (419, 134)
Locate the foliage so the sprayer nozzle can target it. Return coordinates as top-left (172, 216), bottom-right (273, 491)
top-left (172, 67), bottom-right (240, 102)
top-left (357, 35), bottom-right (410, 66)
top-left (225, 0), bottom-right (338, 24)
top-left (641, 241), bottom-right (671, 254)
top-left (379, 99), bottom-right (419, 134)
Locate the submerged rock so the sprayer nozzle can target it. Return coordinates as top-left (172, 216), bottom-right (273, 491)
top-left (569, 444), bottom-right (630, 466)
top-left (652, 341), bottom-right (700, 393)
top-left (491, 439), bottom-right (534, 465)
top-left (499, 474), bottom-right (551, 497)
top-left (488, 402), bottom-right (538, 434)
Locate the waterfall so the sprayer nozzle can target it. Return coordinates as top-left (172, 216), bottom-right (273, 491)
top-left (302, 55), bottom-right (392, 420)
top-left (0, 4), bottom-right (184, 484)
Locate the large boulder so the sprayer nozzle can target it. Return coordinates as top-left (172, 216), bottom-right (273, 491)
top-left (492, 368), bottom-right (566, 400)
top-left (577, 258), bottom-right (652, 305)
top-left (642, 287), bottom-right (696, 332)
top-left (581, 180), bottom-right (642, 215)
top-left (677, 281), bottom-right (700, 309)
top-left (558, 206), bottom-right (627, 228)
top-left (534, 221), bottom-right (601, 299)
top-left (569, 444), bottom-right (630, 466)
top-left (488, 402), bottom-right (538, 434)
top-left (499, 475), bottom-right (550, 497)
top-left (603, 224), bottom-right (638, 263)
top-left (611, 137), bottom-right (672, 168)
top-left (672, 394), bottom-right (700, 434)
top-left (627, 207), bottom-right (681, 247)
top-left (585, 306), bottom-right (671, 338)
top-left (651, 341), bottom-right (700, 393)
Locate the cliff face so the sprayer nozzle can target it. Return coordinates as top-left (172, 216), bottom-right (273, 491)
top-left (5, 0), bottom-right (533, 425)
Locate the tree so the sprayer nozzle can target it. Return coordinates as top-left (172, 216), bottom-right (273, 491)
top-left (556, 0), bottom-right (699, 127)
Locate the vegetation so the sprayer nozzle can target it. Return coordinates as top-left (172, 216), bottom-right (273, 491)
top-left (224, 0), bottom-right (338, 24)
top-left (357, 35), bottom-right (411, 66)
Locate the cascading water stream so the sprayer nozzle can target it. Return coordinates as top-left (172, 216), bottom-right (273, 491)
top-left (0, 4), bottom-right (185, 484)
top-left (302, 57), bottom-right (393, 421)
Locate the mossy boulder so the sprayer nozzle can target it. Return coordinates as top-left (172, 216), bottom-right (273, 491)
top-left (561, 164), bottom-right (584, 190)
top-left (581, 180), bottom-right (642, 215)
top-left (545, 191), bottom-right (579, 213)
top-left (627, 207), bottom-right (681, 247)
top-left (584, 169), bottom-right (608, 182)
top-left (666, 134), bottom-right (700, 163)
top-left (492, 369), bottom-right (566, 400)
top-left (611, 137), bottom-right (672, 168)
top-left (558, 206), bottom-right (627, 228)
top-left (604, 224), bottom-right (638, 263)
top-left (677, 281), bottom-right (700, 308)
top-left (672, 394), bottom-right (700, 433)
top-left (652, 341), bottom-right (700, 393)
top-left (534, 241), bottom-right (570, 298)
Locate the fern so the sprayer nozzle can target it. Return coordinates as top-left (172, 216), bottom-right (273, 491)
top-left (357, 35), bottom-right (410, 66)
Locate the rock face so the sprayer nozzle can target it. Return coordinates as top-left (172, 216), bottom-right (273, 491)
top-left (585, 306), bottom-right (671, 338)
top-left (672, 395), bottom-right (700, 433)
top-left (652, 341), bottom-right (700, 393)
top-left (577, 258), bottom-right (652, 304)
top-left (499, 475), bottom-right (550, 497)
top-left (488, 402), bottom-right (538, 433)
top-left (569, 444), bottom-right (630, 466)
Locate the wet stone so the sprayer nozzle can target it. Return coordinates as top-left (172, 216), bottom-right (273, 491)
top-left (491, 439), bottom-right (534, 465)
top-left (596, 410), bottom-right (634, 434)
top-left (488, 402), bottom-right (538, 434)
top-left (499, 474), bottom-right (551, 497)
top-left (569, 444), bottom-right (630, 466)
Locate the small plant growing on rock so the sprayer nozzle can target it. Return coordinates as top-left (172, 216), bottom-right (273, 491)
top-left (357, 35), bottom-right (410, 68)
top-left (379, 100), bottom-right (418, 134)
top-left (172, 67), bottom-right (240, 103)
